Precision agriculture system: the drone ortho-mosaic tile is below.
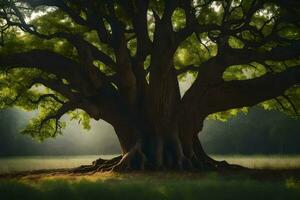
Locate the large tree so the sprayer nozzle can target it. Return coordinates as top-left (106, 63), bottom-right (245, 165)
top-left (0, 0), bottom-right (299, 172)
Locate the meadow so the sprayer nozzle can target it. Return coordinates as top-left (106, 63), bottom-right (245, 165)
top-left (1, 155), bottom-right (300, 173)
top-left (0, 155), bottom-right (300, 200)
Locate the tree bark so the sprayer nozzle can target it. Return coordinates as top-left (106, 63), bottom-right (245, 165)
top-left (72, 110), bottom-right (232, 173)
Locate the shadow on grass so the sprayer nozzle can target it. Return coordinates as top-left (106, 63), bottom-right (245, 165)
top-left (0, 174), bottom-right (300, 200)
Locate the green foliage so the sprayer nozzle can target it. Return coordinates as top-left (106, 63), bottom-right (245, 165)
top-left (32, 10), bottom-right (87, 36)
top-left (223, 63), bottom-right (267, 81)
top-left (260, 86), bottom-right (300, 118)
top-left (174, 33), bottom-right (218, 73)
top-left (172, 8), bottom-right (186, 31)
top-left (69, 109), bottom-right (91, 130)
top-left (208, 107), bottom-right (249, 122)
top-left (0, 68), bottom-right (69, 139)
top-left (0, 68), bottom-right (42, 109)
top-left (21, 103), bottom-right (66, 140)
top-left (0, 8), bottom-right (101, 139)
top-left (0, 0), bottom-right (299, 140)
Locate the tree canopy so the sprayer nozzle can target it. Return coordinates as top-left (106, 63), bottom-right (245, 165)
top-left (0, 0), bottom-right (300, 171)
top-left (0, 0), bottom-right (299, 139)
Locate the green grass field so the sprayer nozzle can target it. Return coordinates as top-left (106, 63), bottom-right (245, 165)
top-left (1, 172), bottom-right (300, 200)
top-left (1, 155), bottom-right (300, 173)
top-left (0, 155), bottom-right (300, 200)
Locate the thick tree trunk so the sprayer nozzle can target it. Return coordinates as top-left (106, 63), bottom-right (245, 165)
top-left (72, 113), bottom-right (243, 173)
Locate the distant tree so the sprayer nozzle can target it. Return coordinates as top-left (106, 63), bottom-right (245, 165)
top-left (0, 0), bottom-right (299, 171)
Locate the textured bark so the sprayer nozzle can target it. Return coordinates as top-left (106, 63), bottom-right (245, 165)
top-left (71, 99), bottom-right (243, 173)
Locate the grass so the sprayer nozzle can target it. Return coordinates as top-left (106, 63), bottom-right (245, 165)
top-left (1, 155), bottom-right (300, 173)
top-left (212, 155), bottom-right (300, 169)
top-left (1, 155), bottom-right (300, 200)
top-left (0, 155), bottom-right (113, 173)
top-left (0, 172), bottom-right (300, 200)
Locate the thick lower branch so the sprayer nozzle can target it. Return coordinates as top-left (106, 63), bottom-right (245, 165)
top-left (206, 66), bottom-right (300, 114)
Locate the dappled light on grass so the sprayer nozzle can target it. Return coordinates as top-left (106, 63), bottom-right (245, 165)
top-left (1, 156), bottom-right (300, 200)
top-left (0, 173), bottom-right (300, 200)
top-left (212, 155), bottom-right (300, 169)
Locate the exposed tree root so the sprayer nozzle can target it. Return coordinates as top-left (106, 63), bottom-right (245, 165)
top-left (205, 156), bottom-right (247, 171)
top-left (0, 153), bottom-right (248, 177)
top-left (111, 146), bottom-right (147, 172)
top-left (70, 156), bottom-right (122, 174)
top-left (70, 144), bottom-right (148, 174)
top-left (70, 154), bottom-right (246, 174)
top-left (70, 141), bottom-right (246, 174)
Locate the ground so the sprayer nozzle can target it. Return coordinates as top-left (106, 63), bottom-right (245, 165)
top-left (1, 155), bottom-right (300, 200)
top-left (1, 168), bottom-right (300, 200)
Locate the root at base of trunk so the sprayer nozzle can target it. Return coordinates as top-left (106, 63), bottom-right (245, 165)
top-left (70, 144), bottom-right (147, 173)
top-left (70, 155), bottom-right (123, 173)
top-left (70, 153), bottom-right (246, 174)
top-left (204, 156), bottom-right (246, 170)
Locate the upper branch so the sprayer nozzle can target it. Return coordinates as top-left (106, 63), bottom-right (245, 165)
top-left (205, 66), bottom-right (300, 114)
top-left (29, 93), bottom-right (65, 104)
top-left (0, 50), bottom-right (97, 95)
top-left (1, 2), bottom-right (116, 71)
top-left (223, 42), bottom-right (300, 67)
top-left (38, 101), bottom-right (77, 136)
top-left (129, 0), bottom-right (152, 60)
top-left (26, 0), bottom-right (112, 44)
top-left (0, 50), bottom-right (80, 78)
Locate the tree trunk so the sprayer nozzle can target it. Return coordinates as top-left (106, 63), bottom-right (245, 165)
top-left (72, 57), bottom-right (244, 173)
top-left (72, 111), bottom-right (241, 173)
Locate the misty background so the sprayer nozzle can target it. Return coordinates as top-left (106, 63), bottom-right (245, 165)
top-left (0, 107), bottom-right (300, 156)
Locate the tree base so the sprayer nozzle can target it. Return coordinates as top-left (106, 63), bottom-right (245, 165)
top-left (70, 154), bottom-right (247, 174)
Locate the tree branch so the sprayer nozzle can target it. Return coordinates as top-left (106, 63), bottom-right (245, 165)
top-left (176, 65), bottom-right (199, 75)
top-left (222, 42), bottom-right (300, 70)
top-left (0, 3), bottom-right (116, 71)
top-left (0, 50), bottom-right (79, 77)
top-left (39, 101), bottom-right (77, 136)
top-left (25, 0), bottom-right (112, 44)
top-left (29, 93), bottom-right (65, 104)
top-left (0, 49), bottom-right (111, 95)
top-left (205, 66), bottom-right (300, 114)
top-left (31, 77), bottom-right (78, 100)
